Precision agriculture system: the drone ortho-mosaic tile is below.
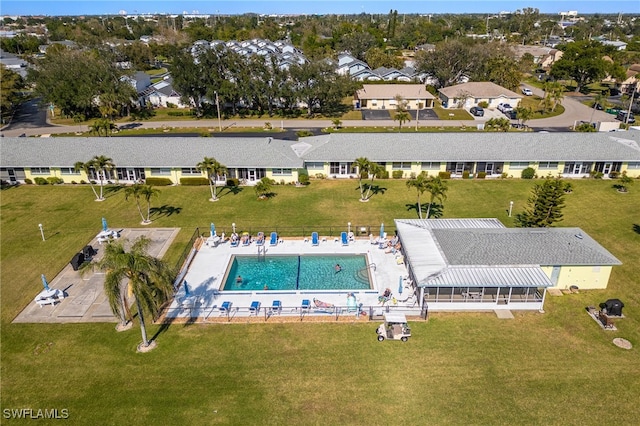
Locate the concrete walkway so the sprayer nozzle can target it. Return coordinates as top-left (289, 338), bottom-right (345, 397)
top-left (13, 228), bottom-right (180, 324)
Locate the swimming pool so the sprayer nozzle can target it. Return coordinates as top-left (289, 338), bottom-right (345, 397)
top-left (222, 254), bottom-right (373, 291)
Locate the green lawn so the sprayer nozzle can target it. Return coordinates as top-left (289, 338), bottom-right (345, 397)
top-left (1, 180), bottom-right (639, 424)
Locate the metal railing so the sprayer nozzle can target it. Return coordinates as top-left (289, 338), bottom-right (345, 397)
top-left (199, 225), bottom-right (395, 239)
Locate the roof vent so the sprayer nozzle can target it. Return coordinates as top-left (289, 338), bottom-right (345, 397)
top-left (575, 233), bottom-right (583, 239)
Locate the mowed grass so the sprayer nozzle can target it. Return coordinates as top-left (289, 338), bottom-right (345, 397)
top-left (1, 179), bottom-right (640, 424)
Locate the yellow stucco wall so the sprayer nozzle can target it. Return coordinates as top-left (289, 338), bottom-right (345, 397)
top-left (621, 164), bottom-right (640, 178)
top-left (542, 265), bottom-right (613, 290)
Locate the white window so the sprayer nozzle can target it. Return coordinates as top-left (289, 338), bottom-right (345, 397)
top-left (538, 162), bottom-right (559, 169)
top-left (509, 162), bottom-right (529, 169)
top-left (421, 162), bottom-right (440, 169)
top-left (30, 167), bottom-right (50, 175)
top-left (150, 168), bottom-right (171, 176)
top-left (272, 168), bottom-right (292, 176)
top-left (60, 167), bottom-right (80, 175)
top-left (392, 162), bottom-right (411, 170)
top-left (306, 162), bottom-right (324, 169)
top-left (180, 168), bottom-right (201, 175)
top-left (627, 162), bottom-right (640, 169)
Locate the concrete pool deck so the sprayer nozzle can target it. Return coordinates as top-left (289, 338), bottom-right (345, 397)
top-left (164, 236), bottom-right (414, 321)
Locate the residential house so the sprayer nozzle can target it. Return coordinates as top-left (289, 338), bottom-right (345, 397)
top-left (620, 64), bottom-right (640, 95)
top-left (511, 45), bottom-right (563, 69)
top-left (355, 84), bottom-right (435, 110)
top-left (139, 77), bottom-right (187, 108)
top-left (438, 82), bottom-right (522, 109)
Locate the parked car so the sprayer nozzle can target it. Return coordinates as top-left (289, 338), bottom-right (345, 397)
top-left (616, 111), bottom-right (636, 124)
top-left (521, 88), bottom-right (533, 96)
top-left (503, 110), bottom-right (517, 119)
top-left (497, 103), bottom-right (513, 112)
top-left (470, 106), bottom-right (484, 117)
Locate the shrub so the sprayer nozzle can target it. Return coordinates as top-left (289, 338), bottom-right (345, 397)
top-left (314, 173), bottom-right (326, 179)
top-left (438, 171), bottom-right (451, 179)
top-left (166, 102), bottom-right (176, 108)
top-left (71, 181), bottom-right (77, 184)
top-left (462, 170), bottom-right (470, 179)
top-left (477, 171), bottom-right (487, 179)
top-left (590, 171), bottom-right (604, 179)
top-left (376, 169), bottom-right (389, 179)
top-left (47, 177), bottom-right (64, 185)
top-left (609, 171), bottom-right (620, 179)
top-left (34, 177), bottom-right (48, 185)
top-left (521, 167), bottom-right (536, 179)
top-left (296, 130), bottom-right (314, 138)
top-left (80, 180), bottom-right (87, 184)
top-left (478, 101), bottom-right (489, 108)
top-left (298, 174), bottom-right (310, 185)
top-left (226, 178), bottom-right (239, 187)
top-left (24, 178), bottom-right (33, 184)
top-left (501, 172), bottom-right (508, 179)
top-left (392, 170), bottom-right (404, 179)
top-left (180, 177), bottom-right (210, 186)
top-left (264, 122), bottom-right (272, 130)
top-left (145, 177), bottom-right (173, 186)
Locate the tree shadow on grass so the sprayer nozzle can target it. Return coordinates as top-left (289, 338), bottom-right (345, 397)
top-left (405, 202), bottom-right (444, 218)
top-left (149, 204), bottom-right (182, 219)
top-left (217, 185), bottom-right (243, 198)
top-left (258, 192), bottom-right (277, 200)
top-left (102, 184), bottom-right (124, 198)
top-left (633, 224), bottom-right (640, 235)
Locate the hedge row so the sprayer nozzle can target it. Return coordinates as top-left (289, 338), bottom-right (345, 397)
top-left (145, 177), bottom-right (173, 186)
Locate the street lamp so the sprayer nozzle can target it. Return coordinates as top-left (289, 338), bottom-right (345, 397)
top-left (38, 223), bottom-right (45, 241)
top-left (508, 201), bottom-right (514, 217)
top-left (232, 223), bottom-right (236, 234)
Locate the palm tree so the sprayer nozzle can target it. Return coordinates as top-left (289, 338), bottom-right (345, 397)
top-left (362, 162), bottom-right (381, 201)
top-left (352, 157), bottom-right (370, 201)
top-left (125, 184), bottom-right (159, 224)
top-left (74, 160), bottom-right (100, 200)
top-left (515, 106), bottom-right (533, 128)
top-left (196, 157), bottom-right (228, 201)
top-left (91, 155), bottom-right (116, 201)
top-left (393, 110), bottom-right (411, 131)
top-left (406, 172), bottom-right (429, 219)
top-left (425, 176), bottom-right (448, 219)
top-left (91, 236), bottom-right (174, 350)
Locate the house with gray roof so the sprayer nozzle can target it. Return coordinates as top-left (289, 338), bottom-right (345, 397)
top-left (395, 218), bottom-right (621, 311)
top-left (439, 81), bottom-right (523, 109)
top-left (299, 132), bottom-right (640, 179)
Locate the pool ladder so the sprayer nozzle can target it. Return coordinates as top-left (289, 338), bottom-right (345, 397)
top-left (257, 245), bottom-right (266, 260)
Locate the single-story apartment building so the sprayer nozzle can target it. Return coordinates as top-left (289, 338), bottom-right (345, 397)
top-left (1, 131), bottom-right (640, 185)
top-left (299, 132), bottom-right (640, 179)
top-left (438, 81), bottom-right (522, 109)
top-left (396, 218), bottom-right (621, 311)
top-left (355, 84), bottom-right (435, 110)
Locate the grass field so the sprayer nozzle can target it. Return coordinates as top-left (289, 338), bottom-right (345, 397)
top-left (1, 179), bottom-right (639, 424)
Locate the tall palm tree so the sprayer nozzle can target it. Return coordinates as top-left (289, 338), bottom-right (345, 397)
top-left (196, 156), bottom-right (228, 201)
top-left (91, 155), bottom-right (116, 201)
top-left (393, 110), bottom-right (411, 131)
top-left (352, 157), bottom-right (370, 201)
top-left (254, 177), bottom-right (273, 199)
top-left (125, 184), bottom-right (159, 224)
top-left (92, 237), bottom-right (174, 350)
top-left (406, 171), bottom-right (429, 219)
top-left (74, 160), bottom-right (100, 200)
top-left (362, 162), bottom-right (381, 201)
top-left (425, 176), bottom-right (448, 219)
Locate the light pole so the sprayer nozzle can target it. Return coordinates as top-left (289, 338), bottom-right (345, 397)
top-left (215, 91), bottom-right (222, 132)
top-left (38, 223), bottom-right (45, 241)
top-left (508, 201), bottom-right (514, 217)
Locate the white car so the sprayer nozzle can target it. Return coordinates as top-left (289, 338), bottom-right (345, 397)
top-left (522, 88), bottom-right (533, 96)
top-left (497, 103), bottom-right (513, 112)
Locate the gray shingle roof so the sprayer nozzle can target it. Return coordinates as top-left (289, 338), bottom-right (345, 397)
top-left (300, 132), bottom-right (640, 162)
top-left (432, 228), bottom-right (621, 266)
top-left (0, 137), bottom-right (304, 168)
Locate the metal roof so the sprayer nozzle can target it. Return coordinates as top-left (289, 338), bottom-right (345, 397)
top-left (395, 218), bottom-right (620, 289)
top-left (300, 132), bottom-right (640, 162)
top-left (423, 266), bottom-right (554, 287)
top-left (0, 137), bottom-right (304, 168)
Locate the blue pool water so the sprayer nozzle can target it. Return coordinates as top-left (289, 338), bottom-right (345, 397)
top-left (223, 255), bottom-right (372, 291)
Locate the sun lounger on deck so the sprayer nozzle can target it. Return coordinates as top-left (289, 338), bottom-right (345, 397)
top-left (341, 231), bottom-right (349, 246)
top-left (269, 232), bottom-right (278, 246)
top-left (250, 301), bottom-right (261, 316)
top-left (270, 300), bottom-right (282, 314)
top-left (219, 301), bottom-right (232, 315)
top-left (311, 232), bottom-right (319, 246)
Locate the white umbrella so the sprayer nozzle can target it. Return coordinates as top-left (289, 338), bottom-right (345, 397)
top-left (380, 223), bottom-right (385, 239)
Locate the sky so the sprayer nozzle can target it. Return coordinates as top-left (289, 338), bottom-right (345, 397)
top-left (1, 1), bottom-right (639, 17)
